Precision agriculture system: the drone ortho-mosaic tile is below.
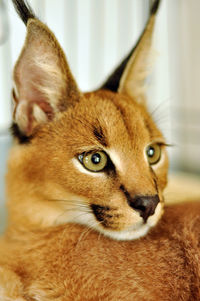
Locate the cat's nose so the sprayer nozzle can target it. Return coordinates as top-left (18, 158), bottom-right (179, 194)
top-left (128, 195), bottom-right (160, 222)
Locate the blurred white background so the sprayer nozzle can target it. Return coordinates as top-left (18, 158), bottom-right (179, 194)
top-left (0, 0), bottom-right (200, 231)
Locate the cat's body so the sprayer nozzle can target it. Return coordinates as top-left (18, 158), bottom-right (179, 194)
top-left (0, 202), bottom-right (200, 300)
top-left (0, 0), bottom-right (200, 300)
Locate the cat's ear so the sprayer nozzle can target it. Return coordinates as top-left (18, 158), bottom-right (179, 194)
top-left (101, 0), bottom-right (160, 103)
top-left (12, 0), bottom-right (81, 137)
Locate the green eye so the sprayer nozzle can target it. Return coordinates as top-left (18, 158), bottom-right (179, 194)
top-left (78, 151), bottom-right (108, 172)
top-left (146, 143), bottom-right (161, 165)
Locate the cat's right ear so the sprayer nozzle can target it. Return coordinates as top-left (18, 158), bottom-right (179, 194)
top-left (101, 0), bottom-right (160, 103)
top-left (12, 0), bottom-right (82, 137)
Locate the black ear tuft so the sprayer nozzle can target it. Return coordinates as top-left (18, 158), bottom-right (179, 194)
top-left (12, 0), bottom-right (36, 25)
top-left (151, 0), bottom-right (160, 15)
top-left (101, 47), bottom-right (136, 92)
top-left (100, 0), bottom-right (161, 93)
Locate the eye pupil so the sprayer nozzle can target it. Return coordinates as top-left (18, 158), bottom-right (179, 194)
top-left (91, 153), bottom-right (101, 164)
top-left (147, 147), bottom-right (155, 158)
top-left (79, 151), bottom-right (108, 172)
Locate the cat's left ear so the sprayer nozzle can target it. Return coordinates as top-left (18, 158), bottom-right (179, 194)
top-left (102, 0), bottom-right (160, 103)
top-left (12, 1), bottom-right (82, 136)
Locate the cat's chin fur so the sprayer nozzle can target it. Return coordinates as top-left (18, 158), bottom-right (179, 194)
top-left (98, 224), bottom-right (150, 241)
top-left (94, 203), bottom-right (163, 241)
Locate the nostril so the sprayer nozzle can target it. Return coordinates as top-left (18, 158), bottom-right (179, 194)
top-left (134, 205), bottom-right (146, 213)
top-left (128, 195), bottom-right (160, 222)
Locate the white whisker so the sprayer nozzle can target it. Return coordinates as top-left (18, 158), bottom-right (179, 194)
top-left (75, 220), bottom-right (100, 248)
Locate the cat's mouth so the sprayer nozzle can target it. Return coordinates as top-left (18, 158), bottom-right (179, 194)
top-left (90, 202), bottom-right (163, 240)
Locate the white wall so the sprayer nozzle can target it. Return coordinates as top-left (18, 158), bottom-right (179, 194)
top-left (0, 0), bottom-right (150, 131)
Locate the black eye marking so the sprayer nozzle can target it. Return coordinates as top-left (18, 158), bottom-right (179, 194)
top-left (105, 155), bottom-right (116, 175)
top-left (91, 204), bottom-right (121, 228)
top-left (149, 166), bottom-right (159, 193)
top-left (93, 125), bottom-right (107, 147)
top-left (91, 204), bottom-right (111, 223)
top-left (120, 185), bottom-right (132, 202)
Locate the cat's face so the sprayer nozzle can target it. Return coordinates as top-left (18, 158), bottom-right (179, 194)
top-left (7, 90), bottom-right (168, 240)
top-left (7, 0), bottom-right (166, 240)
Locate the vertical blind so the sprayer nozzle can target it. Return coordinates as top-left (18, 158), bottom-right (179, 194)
top-left (0, 0), bottom-right (151, 131)
top-left (0, 0), bottom-right (199, 173)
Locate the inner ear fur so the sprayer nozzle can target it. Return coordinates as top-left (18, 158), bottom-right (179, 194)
top-left (101, 0), bottom-right (160, 103)
top-left (13, 18), bottom-right (82, 136)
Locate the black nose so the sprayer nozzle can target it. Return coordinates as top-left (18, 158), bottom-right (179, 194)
top-left (128, 195), bottom-right (160, 222)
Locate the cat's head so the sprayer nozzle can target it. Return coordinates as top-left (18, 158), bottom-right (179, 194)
top-left (7, 0), bottom-right (168, 240)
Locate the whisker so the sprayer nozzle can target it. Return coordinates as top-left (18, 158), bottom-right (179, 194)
top-left (75, 219), bottom-right (104, 248)
top-left (70, 211), bottom-right (93, 222)
top-left (75, 222), bottom-right (97, 248)
top-left (153, 113), bottom-right (171, 126)
top-left (49, 199), bottom-right (91, 212)
top-left (97, 230), bottom-right (103, 241)
top-left (164, 143), bottom-right (176, 148)
top-left (149, 98), bottom-right (172, 129)
top-left (53, 204), bottom-right (92, 225)
top-left (150, 97), bottom-right (171, 118)
top-left (49, 198), bottom-right (90, 206)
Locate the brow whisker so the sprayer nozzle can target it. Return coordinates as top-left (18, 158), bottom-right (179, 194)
top-left (150, 98), bottom-right (171, 118)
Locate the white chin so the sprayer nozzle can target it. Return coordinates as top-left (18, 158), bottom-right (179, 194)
top-left (98, 224), bottom-right (150, 241)
top-left (96, 203), bottom-right (163, 241)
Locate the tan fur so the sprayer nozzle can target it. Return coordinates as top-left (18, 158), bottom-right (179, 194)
top-left (7, 90), bottom-right (168, 239)
top-left (118, 14), bottom-right (156, 102)
top-left (1, 1), bottom-right (199, 299)
top-left (0, 202), bottom-right (200, 300)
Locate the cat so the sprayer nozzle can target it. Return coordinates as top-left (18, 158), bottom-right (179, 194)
top-left (7, 0), bottom-right (167, 242)
top-left (0, 0), bottom-right (200, 300)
